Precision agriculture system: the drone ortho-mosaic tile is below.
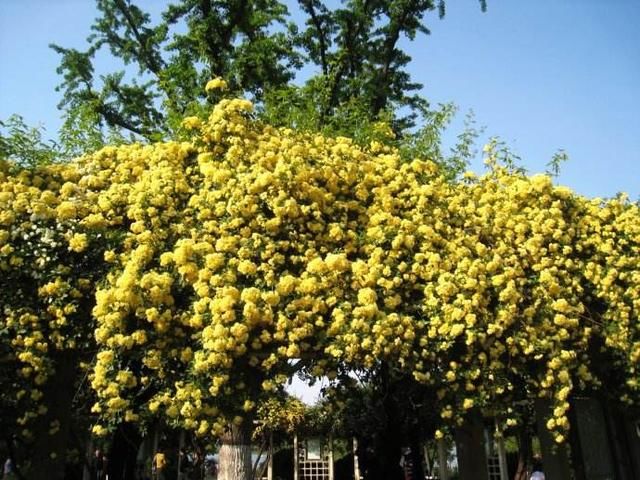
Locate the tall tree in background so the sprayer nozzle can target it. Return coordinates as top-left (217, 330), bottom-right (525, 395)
top-left (51, 0), bottom-right (298, 154)
top-left (282, 0), bottom-right (457, 133)
top-left (51, 0), bottom-right (487, 154)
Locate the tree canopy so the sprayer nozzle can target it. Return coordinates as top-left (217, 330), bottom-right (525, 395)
top-left (50, 0), bottom-right (487, 153)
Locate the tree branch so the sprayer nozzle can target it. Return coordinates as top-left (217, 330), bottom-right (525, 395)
top-left (199, 0), bottom-right (249, 79)
top-left (221, 0), bottom-right (250, 53)
top-left (198, 0), bottom-right (222, 74)
top-left (112, 0), bottom-right (165, 75)
top-left (82, 78), bottom-right (153, 138)
top-left (300, 0), bottom-right (329, 75)
top-left (325, 0), bottom-right (373, 115)
top-left (372, 5), bottom-right (412, 114)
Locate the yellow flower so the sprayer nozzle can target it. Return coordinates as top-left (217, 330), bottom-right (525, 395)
top-left (68, 233), bottom-right (89, 252)
top-left (237, 260), bottom-right (257, 276)
top-left (56, 201), bottom-right (77, 220)
top-left (92, 425), bottom-right (108, 436)
top-left (181, 116), bottom-right (202, 129)
top-left (205, 77), bottom-right (227, 92)
top-left (4, 92), bottom-right (638, 443)
top-left (357, 288), bottom-right (377, 306)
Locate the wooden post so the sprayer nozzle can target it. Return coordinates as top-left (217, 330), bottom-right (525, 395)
top-left (268, 432), bottom-right (273, 480)
top-left (328, 434), bottom-right (334, 480)
top-left (353, 437), bottom-right (361, 480)
top-left (83, 437), bottom-right (93, 480)
top-left (437, 438), bottom-right (449, 480)
top-left (496, 432), bottom-right (509, 480)
top-left (177, 430), bottom-right (185, 480)
top-left (621, 414), bottom-right (640, 477)
top-left (423, 443), bottom-right (431, 476)
top-left (293, 434), bottom-right (299, 480)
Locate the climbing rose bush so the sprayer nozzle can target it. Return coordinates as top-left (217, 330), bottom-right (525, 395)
top-left (1, 94), bottom-right (639, 447)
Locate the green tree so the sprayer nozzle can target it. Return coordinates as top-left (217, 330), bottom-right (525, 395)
top-left (51, 0), bottom-right (487, 151)
top-left (275, 0), bottom-right (488, 134)
top-left (51, 0), bottom-right (299, 147)
top-left (0, 115), bottom-right (59, 168)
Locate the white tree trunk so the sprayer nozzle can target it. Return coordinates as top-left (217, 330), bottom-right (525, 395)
top-left (437, 438), bottom-right (449, 480)
top-left (218, 423), bottom-right (252, 480)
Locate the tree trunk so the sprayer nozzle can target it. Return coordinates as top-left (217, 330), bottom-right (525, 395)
top-left (82, 436), bottom-right (93, 480)
top-left (353, 437), bottom-right (361, 480)
top-left (218, 423), bottom-right (252, 480)
top-left (513, 428), bottom-right (531, 480)
top-left (108, 422), bottom-right (142, 480)
top-left (454, 412), bottom-right (488, 480)
top-left (374, 364), bottom-right (404, 480)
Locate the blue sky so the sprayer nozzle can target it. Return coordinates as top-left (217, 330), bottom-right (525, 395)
top-left (1, 0), bottom-right (639, 199)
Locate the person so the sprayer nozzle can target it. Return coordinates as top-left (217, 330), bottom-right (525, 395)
top-left (530, 458), bottom-right (545, 480)
top-left (152, 450), bottom-right (167, 480)
top-left (399, 447), bottom-right (414, 480)
top-left (92, 449), bottom-right (107, 480)
top-left (3, 458), bottom-right (16, 480)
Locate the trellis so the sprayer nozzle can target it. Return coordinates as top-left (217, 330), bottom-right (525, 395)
top-left (293, 434), bottom-right (334, 480)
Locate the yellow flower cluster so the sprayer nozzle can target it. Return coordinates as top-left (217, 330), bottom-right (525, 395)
top-left (2, 93), bottom-right (639, 444)
top-left (205, 77), bottom-right (228, 92)
top-left (0, 160), bottom-right (104, 435)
